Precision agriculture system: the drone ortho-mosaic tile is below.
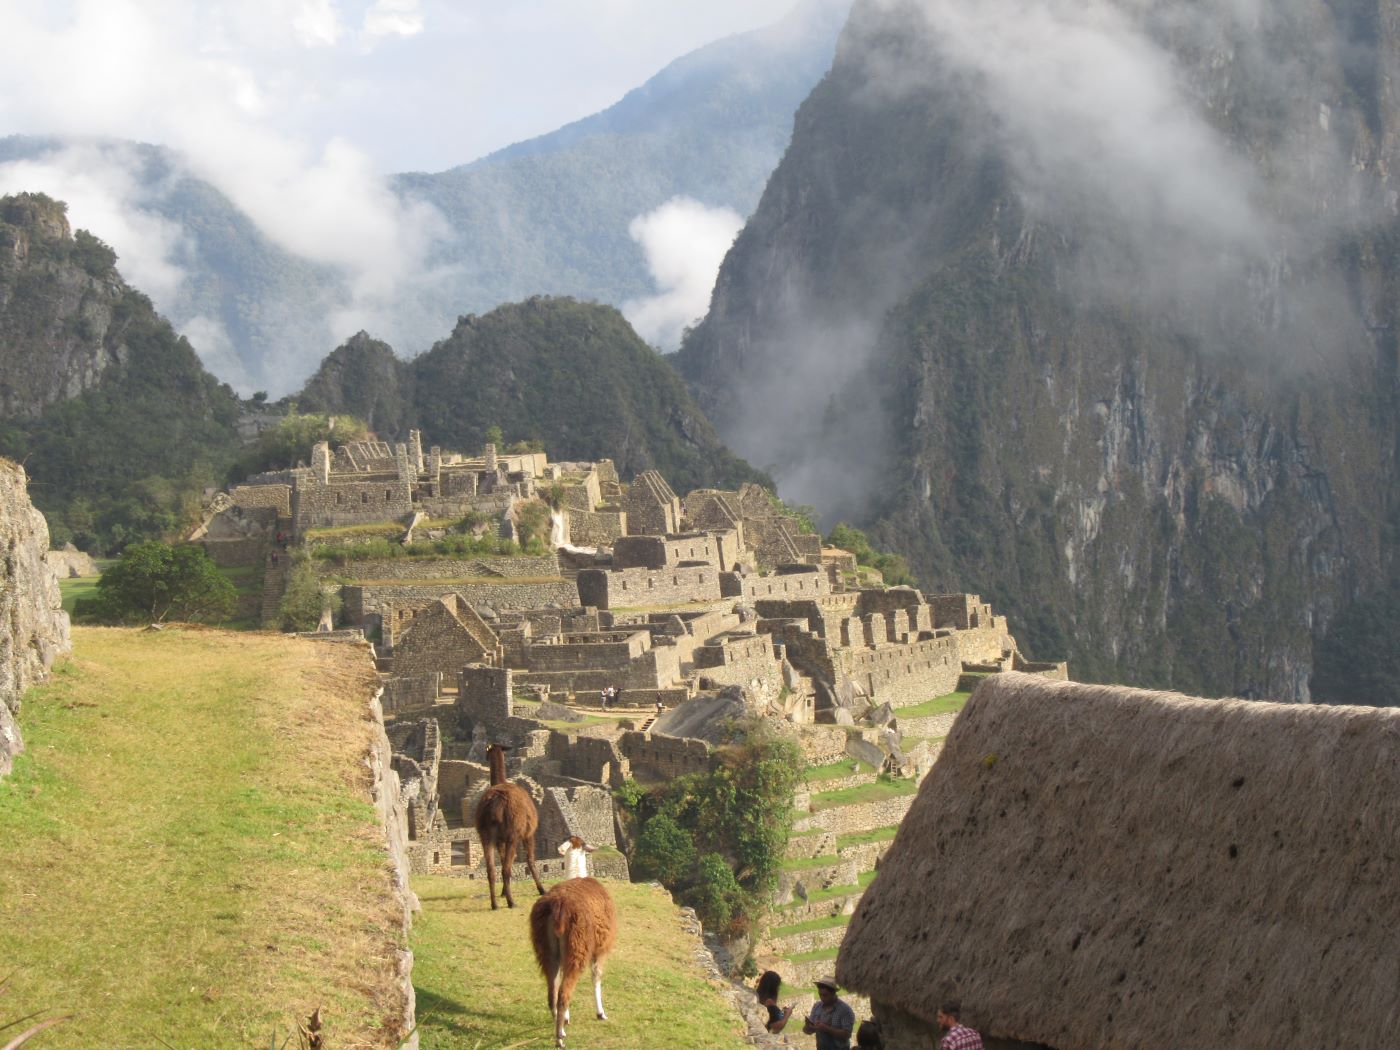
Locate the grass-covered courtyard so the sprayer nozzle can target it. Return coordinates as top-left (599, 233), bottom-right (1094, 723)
top-left (411, 877), bottom-right (749, 1048)
top-left (0, 627), bottom-right (409, 1048)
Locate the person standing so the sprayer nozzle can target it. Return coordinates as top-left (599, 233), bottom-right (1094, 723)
top-left (803, 977), bottom-right (855, 1049)
top-left (936, 1000), bottom-right (983, 1050)
top-left (756, 970), bottom-right (794, 1034)
top-left (556, 835), bottom-right (595, 879)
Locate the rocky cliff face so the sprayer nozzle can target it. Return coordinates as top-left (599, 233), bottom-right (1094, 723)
top-left (0, 193), bottom-right (131, 419)
top-left (0, 191), bottom-right (243, 551)
top-left (0, 459), bottom-right (71, 778)
top-left (679, 0), bottom-right (1400, 699)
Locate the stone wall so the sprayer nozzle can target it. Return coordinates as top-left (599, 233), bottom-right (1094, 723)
top-left (727, 568), bottom-right (831, 602)
top-left (565, 509), bottom-right (627, 547)
top-left (329, 555), bottom-right (559, 581)
top-left (577, 564), bottom-right (721, 609)
top-left (614, 533), bottom-right (724, 570)
top-left (364, 686), bottom-right (421, 1049)
top-left (294, 472), bottom-right (414, 530)
top-left (792, 794), bottom-right (916, 835)
top-left (619, 730), bottom-right (711, 782)
top-left (539, 784), bottom-right (618, 849)
top-left (232, 483), bottom-right (292, 515)
top-left (342, 580), bottom-right (580, 622)
top-left (0, 460), bottom-right (71, 779)
top-left (835, 635), bottom-right (963, 707)
top-left (382, 674), bottom-right (443, 714)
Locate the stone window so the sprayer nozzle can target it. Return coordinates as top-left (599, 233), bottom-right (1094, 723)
top-left (362, 492), bottom-right (369, 504)
top-left (336, 492), bottom-right (345, 505)
top-left (698, 574), bottom-right (705, 584)
top-left (647, 579), bottom-right (654, 590)
top-left (451, 841), bottom-right (468, 866)
top-left (385, 488), bottom-right (392, 501)
top-left (432, 851), bottom-right (441, 865)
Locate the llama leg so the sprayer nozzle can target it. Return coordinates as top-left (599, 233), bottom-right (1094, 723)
top-left (501, 840), bottom-right (518, 908)
top-left (524, 836), bottom-right (546, 896)
top-left (557, 963), bottom-right (581, 1048)
top-left (593, 956), bottom-right (607, 1020)
top-left (483, 840), bottom-right (499, 910)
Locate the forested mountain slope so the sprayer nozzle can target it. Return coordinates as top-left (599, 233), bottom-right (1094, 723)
top-left (679, 0), bottom-right (1400, 701)
top-left (298, 298), bottom-right (766, 495)
top-left (0, 193), bottom-right (243, 550)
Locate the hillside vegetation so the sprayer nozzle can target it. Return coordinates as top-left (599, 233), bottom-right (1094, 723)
top-left (298, 298), bottom-right (768, 494)
top-left (0, 193), bottom-right (242, 552)
top-left (0, 628), bottom-right (410, 1048)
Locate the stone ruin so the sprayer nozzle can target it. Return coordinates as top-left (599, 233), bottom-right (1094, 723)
top-left (193, 432), bottom-right (1068, 879)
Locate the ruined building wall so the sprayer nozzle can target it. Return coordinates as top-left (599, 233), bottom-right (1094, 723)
top-left (576, 565), bottom-right (722, 609)
top-left (328, 555), bottom-right (560, 582)
top-left (565, 509), bottom-right (627, 547)
top-left (0, 460), bottom-right (71, 779)
top-left (619, 731), bottom-right (710, 782)
top-left (391, 601), bottom-right (497, 678)
top-left (728, 569), bottom-right (832, 602)
top-left (342, 580), bottom-right (580, 624)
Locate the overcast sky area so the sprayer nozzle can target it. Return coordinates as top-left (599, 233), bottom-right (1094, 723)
top-left (0, 0), bottom-right (800, 174)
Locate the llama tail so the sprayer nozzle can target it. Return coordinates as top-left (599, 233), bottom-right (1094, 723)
top-left (530, 894), bottom-right (564, 973)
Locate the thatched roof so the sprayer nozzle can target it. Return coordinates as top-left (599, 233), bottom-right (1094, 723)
top-left (836, 672), bottom-right (1400, 1047)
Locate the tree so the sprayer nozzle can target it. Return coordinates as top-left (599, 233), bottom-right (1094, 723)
top-left (75, 541), bottom-right (235, 623)
top-left (228, 411), bottom-right (369, 480)
top-left (277, 554), bottom-right (340, 632)
top-left (617, 718), bottom-right (803, 935)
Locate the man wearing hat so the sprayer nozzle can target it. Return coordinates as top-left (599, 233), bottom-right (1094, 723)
top-left (803, 977), bottom-right (855, 1049)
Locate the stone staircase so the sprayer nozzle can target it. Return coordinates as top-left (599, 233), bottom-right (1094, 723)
top-left (761, 757), bottom-right (932, 1002)
top-left (258, 555), bottom-right (291, 626)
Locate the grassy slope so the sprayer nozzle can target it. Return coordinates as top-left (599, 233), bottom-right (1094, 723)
top-left (411, 877), bottom-right (748, 1049)
top-left (0, 627), bottom-right (407, 1048)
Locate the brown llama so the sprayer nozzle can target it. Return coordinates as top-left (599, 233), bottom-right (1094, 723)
top-left (473, 743), bottom-right (545, 909)
top-left (529, 876), bottom-right (617, 1048)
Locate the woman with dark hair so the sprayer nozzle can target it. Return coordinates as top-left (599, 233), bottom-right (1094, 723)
top-left (756, 970), bottom-right (794, 1033)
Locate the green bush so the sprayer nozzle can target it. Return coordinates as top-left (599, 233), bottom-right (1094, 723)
top-left (277, 555), bottom-right (342, 632)
top-left (826, 522), bottom-right (915, 586)
top-left (73, 541), bottom-right (235, 624)
top-left (619, 718), bottom-right (803, 935)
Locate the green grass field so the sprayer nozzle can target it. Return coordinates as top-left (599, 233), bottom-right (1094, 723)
top-left (769, 913), bottom-right (851, 938)
top-left (778, 871), bottom-right (879, 912)
top-left (808, 777), bottom-right (919, 812)
top-left (894, 690), bottom-right (971, 719)
top-left (803, 757), bottom-right (876, 783)
top-left (0, 627), bottom-right (408, 1048)
top-left (411, 877), bottom-right (749, 1049)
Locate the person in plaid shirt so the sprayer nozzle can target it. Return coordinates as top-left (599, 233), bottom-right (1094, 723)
top-left (937, 1000), bottom-right (983, 1050)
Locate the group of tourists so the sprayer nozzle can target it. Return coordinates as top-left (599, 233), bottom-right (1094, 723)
top-left (756, 972), bottom-right (982, 1050)
top-left (598, 684), bottom-right (622, 709)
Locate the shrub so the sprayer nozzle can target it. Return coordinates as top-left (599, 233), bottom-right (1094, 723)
top-left (74, 541), bottom-right (235, 624)
top-left (618, 718), bottom-right (803, 935)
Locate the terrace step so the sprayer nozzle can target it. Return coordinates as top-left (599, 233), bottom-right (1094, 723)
top-left (767, 918), bottom-right (850, 956)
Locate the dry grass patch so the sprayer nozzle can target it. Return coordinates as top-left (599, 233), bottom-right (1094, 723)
top-left (0, 627), bottom-right (408, 1048)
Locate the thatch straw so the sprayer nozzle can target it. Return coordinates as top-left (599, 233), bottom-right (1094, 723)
top-left (836, 672), bottom-right (1400, 1048)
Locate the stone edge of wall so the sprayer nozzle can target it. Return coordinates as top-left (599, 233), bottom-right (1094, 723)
top-left (366, 675), bottom-right (422, 1049)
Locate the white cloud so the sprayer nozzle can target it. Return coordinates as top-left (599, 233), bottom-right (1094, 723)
top-left (0, 0), bottom-right (447, 386)
top-left (623, 197), bottom-right (744, 349)
top-left (293, 0), bottom-right (343, 48)
top-left (0, 145), bottom-right (189, 303)
top-left (362, 0), bottom-right (424, 45)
